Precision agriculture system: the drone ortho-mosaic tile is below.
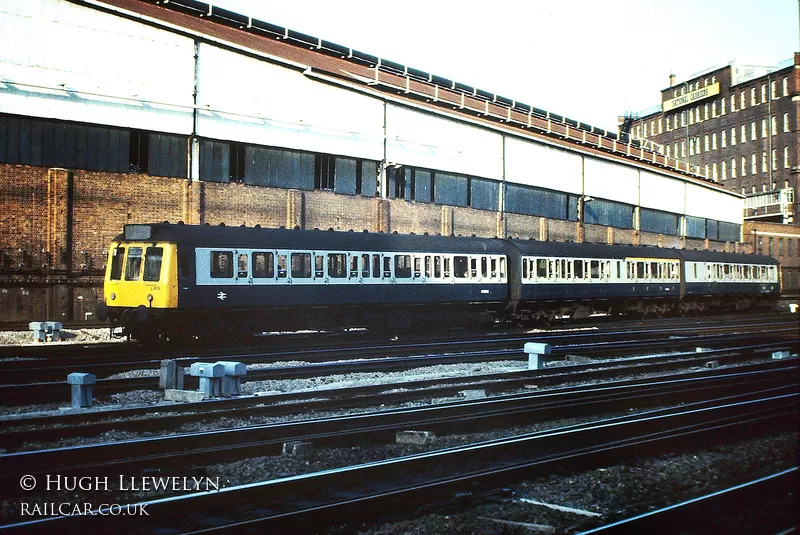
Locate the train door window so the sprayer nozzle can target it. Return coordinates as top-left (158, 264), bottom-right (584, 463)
top-left (291, 253), bottom-right (311, 278)
top-left (413, 257), bottom-right (422, 279)
top-left (382, 256), bottom-right (392, 278)
top-left (110, 247), bottom-right (125, 280)
top-left (616, 261), bottom-right (622, 279)
top-left (574, 259), bottom-right (584, 279)
top-left (649, 262), bottom-right (658, 280)
top-left (372, 254), bottom-right (381, 278)
top-left (636, 262), bottom-right (645, 279)
top-left (443, 257), bottom-right (451, 278)
top-left (314, 255), bottom-right (325, 278)
top-left (143, 247), bottom-right (164, 282)
top-left (237, 253), bottom-right (248, 279)
top-left (481, 257), bottom-right (488, 279)
top-left (536, 259), bottom-right (547, 279)
top-left (434, 256), bottom-right (442, 278)
top-left (469, 257), bottom-right (478, 278)
top-left (604, 261), bottom-right (611, 280)
top-left (178, 252), bottom-right (190, 279)
top-left (566, 260), bottom-right (573, 279)
top-left (350, 255), bottom-right (359, 278)
top-left (454, 256), bottom-right (468, 278)
top-left (499, 257), bottom-right (506, 279)
top-left (252, 252), bottom-right (274, 278)
top-left (490, 258), bottom-right (497, 279)
top-left (361, 254), bottom-right (370, 278)
top-left (522, 259), bottom-right (529, 280)
top-left (590, 260), bottom-right (600, 279)
top-left (277, 254), bottom-right (287, 278)
top-left (394, 255), bottom-right (411, 278)
top-left (328, 253), bottom-right (347, 278)
top-left (692, 263), bottom-right (698, 279)
top-left (424, 256), bottom-right (432, 278)
top-left (124, 247), bottom-right (143, 281)
top-left (210, 251), bottom-right (232, 279)
top-left (626, 262), bottom-right (632, 279)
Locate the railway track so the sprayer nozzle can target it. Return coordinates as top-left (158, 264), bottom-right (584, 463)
top-left (1, 320), bottom-right (797, 406)
top-left (2, 385), bottom-right (795, 534)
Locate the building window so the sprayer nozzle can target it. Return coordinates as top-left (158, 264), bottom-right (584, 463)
top-left (695, 107), bottom-right (701, 122)
top-left (721, 160), bottom-right (727, 181)
top-left (761, 119), bottom-right (767, 138)
top-left (721, 130), bottom-right (727, 147)
top-left (731, 158), bottom-right (737, 178)
top-left (712, 132), bottom-right (717, 150)
top-left (689, 140), bottom-right (695, 156)
top-left (720, 98), bottom-right (726, 115)
top-left (704, 104), bottom-right (709, 120)
top-left (712, 102), bottom-right (717, 117)
top-left (129, 130), bottom-right (149, 173)
top-left (731, 127), bottom-right (736, 145)
top-left (772, 150), bottom-right (777, 171)
top-left (229, 142), bottom-right (245, 182)
top-left (750, 122), bottom-right (756, 141)
top-left (782, 77), bottom-right (789, 97)
top-left (761, 84), bottom-right (767, 103)
top-left (713, 162), bottom-right (718, 181)
top-left (771, 115), bottom-right (777, 135)
top-left (741, 156), bottom-right (747, 176)
top-left (741, 124), bottom-right (747, 143)
top-left (704, 164), bottom-right (709, 178)
top-left (740, 91), bottom-right (746, 109)
top-left (761, 152), bottom-right (767, 173)
top-left (751, 154), bottom-right (757, 175)
top-left (784, 147), bottom-right (789, 168)
top-left (750, 87), bottom-right (756, 106)
top-left (771, 80), bottom-right (777, 99)
top-left (681, 140), bottom-right (686, 157)
top-left (704, 135), bottom-right (709, 152)
top-left (784, 113), bottom-right (790, 132)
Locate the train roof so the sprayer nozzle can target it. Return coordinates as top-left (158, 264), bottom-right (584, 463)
top-left (505, 239), bottom-right (683, 260)
top-left (117, 223), bottom-right (512, 254)
top-left (676, 248), bottom-right (779, 265)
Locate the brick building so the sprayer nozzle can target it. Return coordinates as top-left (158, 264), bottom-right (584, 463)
top-left (0, 0), bottom-right (784, 325)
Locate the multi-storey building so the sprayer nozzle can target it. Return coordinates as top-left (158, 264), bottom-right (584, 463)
top-left (622, 54), bottom-right (799, 225)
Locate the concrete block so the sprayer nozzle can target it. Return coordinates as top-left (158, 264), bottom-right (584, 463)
top-left (189, 362), bottom-right (225, 378)
top-left (282, 441), bottom-right (313, 456)
top-left (30, 321), bottom-right (63, 342)
top-left (66, 372), bottom-right (96, 408)
top-left (217, 361), bottom-right (246, 397)
top-left (705, 360), bottom-right (719, 368)
top-left (771, 350), bottom-right (790, 359)
top-left (396, 430), bottom-right (436, 445)
top-left (164, 389), bottom-right (206, 403)
top-left (525, 342), bottom-right (552, 370)
top-left (461, 389), bottom-right (487, 399)
top-left (159, 360), bottom-right (185, 390)
top-left (788, 304), bottom-right (798, 313)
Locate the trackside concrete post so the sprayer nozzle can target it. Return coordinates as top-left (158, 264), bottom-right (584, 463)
top-left (67, 372), bottom-right (96, 408)
top-left (189, 362), bottom-right (225, 398)
top-left (159, 360), bottom-right (185, 390)
top-left (216, 361), bottom-right (246, 397)
top-left (524, 342), bottom-right (552, 370)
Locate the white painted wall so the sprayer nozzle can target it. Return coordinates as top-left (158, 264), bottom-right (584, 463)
top-left (504, 136), bottom-right (583, 194)
top-left (584, 158), bottom-right (639, 205)
top-left (640, 170), bottom-right (685, 213)
top-left (685, 182), bottom-right (743, 224)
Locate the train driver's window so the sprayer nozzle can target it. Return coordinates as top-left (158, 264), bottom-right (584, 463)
top-left (110, 247), bottom-right (125, 280)
top-left (124, 247), bottom-right (143, 281)
top-left (277, 254), bottom-right (287, 278)
top-left (210, 251), bottom-right (233, 279)
top-left (143, 247), bottom-right (164, 282)
top-left (237, 254), bottom-right (248, 279)
top-left (292, 253), bottom-right (311, 278)
top-left (252, 252), bottom-right (274, 278)
top-left (454, 256), bottom-right (468, 278)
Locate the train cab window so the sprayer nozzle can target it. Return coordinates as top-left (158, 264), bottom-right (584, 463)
top-left (413, 257), bottom-right (422, 278)
top-left (328, 253), bottom-right (347, 278)
top-left (252, 252), bottom-right (274, 278)
top-left (425, 256), bottom-right (432, 278)
top-left (361, 254), bottom-right (371, 278)
top-left (124, 247), bottom-right (143, 281)
top-left (237, 254), bottom-right (248, 279)
top-left (210, 251), bottom-right (233, 279)
top-left (395, 255), bottom-right (412, 278)
top-left (143, 247), bottom-right (163, 282)
top-left (350, 255), bottom-right (359, 278)
top-left (590, 260), bottom-right (600, 279)
top-left (277, 254), bottom-right (287, 278)
top-left (315, 255), bottom-right (324, 278)
top-left (291, 253), bottom-right (311, 278)
top-left (434, 256), bottom-right (442, 278)
top-left (372, 254), bottom-right (381, 278)
top-left (110, 247), bottom-right (125, 280)
top-left (454, 256), bottom-right (468, 278)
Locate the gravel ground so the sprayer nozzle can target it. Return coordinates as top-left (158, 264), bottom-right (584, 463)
top-left (0, 328), bottom-right (120, 346)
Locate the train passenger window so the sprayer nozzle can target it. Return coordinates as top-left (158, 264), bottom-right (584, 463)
top-left (361, 254), bottom-right (370, 278)
top-left (383, 256), bottom-right (392, 278)
top-left (636, 262), bottom-right (645, 279)
top-left (252, 252), bottom-right (274, 278)
top-left (481, 257), bottom-right (488, 279)
top-left (692, 264), bottom-right (698, 279)
top-left (210, 251), bottom-right (233, 279)
top-left (425, 256), bottom-right (432, 278)
top-left (315, 255), bottom-right (324, 278)
top-left (291, 253), bottom-right (311, 278)
top-left (616, 261), bottom-right (621, 279)
top-left (329, 254), bottom-right (347, 278)
top-left (499, 257), bottom-right (506, 278)
top-left (626, 262), bottom-right (632, 279)
top-left (395, 255), bottom-right (412, 278)
top-left (434, 256), bottom-right (442, 278)
top-left (237, 254), bottom-right (248, 279)
top-left (604, 261), bottom-right (611, 279)
top-left (372, 254), bottom-right (381, 278)
top-left (590, 260), bottom-right (600, 279)
top-left (490, 258), bottom-right (497, 278)
top-left (649, 262), bottom-right (658, 279)
top-left (124, 247), bottom-right (143, 281)
top-left (470, 258), bottom-right (478, 278)
top-left (143, 247), bottom-right (163, 282)
top-left (414, 257), bottom-right (422, 278)
top-left (454, 256), bottom-right (468, 278)
top-left (522, 259), bottom-right (529, 280)
top-left (536, 259), bottom-right (547, 278)
top-left (443, 257), bottom-right (451, 278)
top-left (548, 260), bottom-right (555, 279)
top-left (350, 255), bottom-right (359, 278)
top-left (110, 247), bottom-right (125, 280)
top-left (277, 254), bottom-right (287, 278)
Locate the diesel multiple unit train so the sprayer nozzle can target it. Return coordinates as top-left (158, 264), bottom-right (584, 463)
top-left (96, 223), bottom-right (781, 342)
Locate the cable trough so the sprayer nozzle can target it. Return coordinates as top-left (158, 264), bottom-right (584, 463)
top-left (2, 387), bottom-right (796, 534)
